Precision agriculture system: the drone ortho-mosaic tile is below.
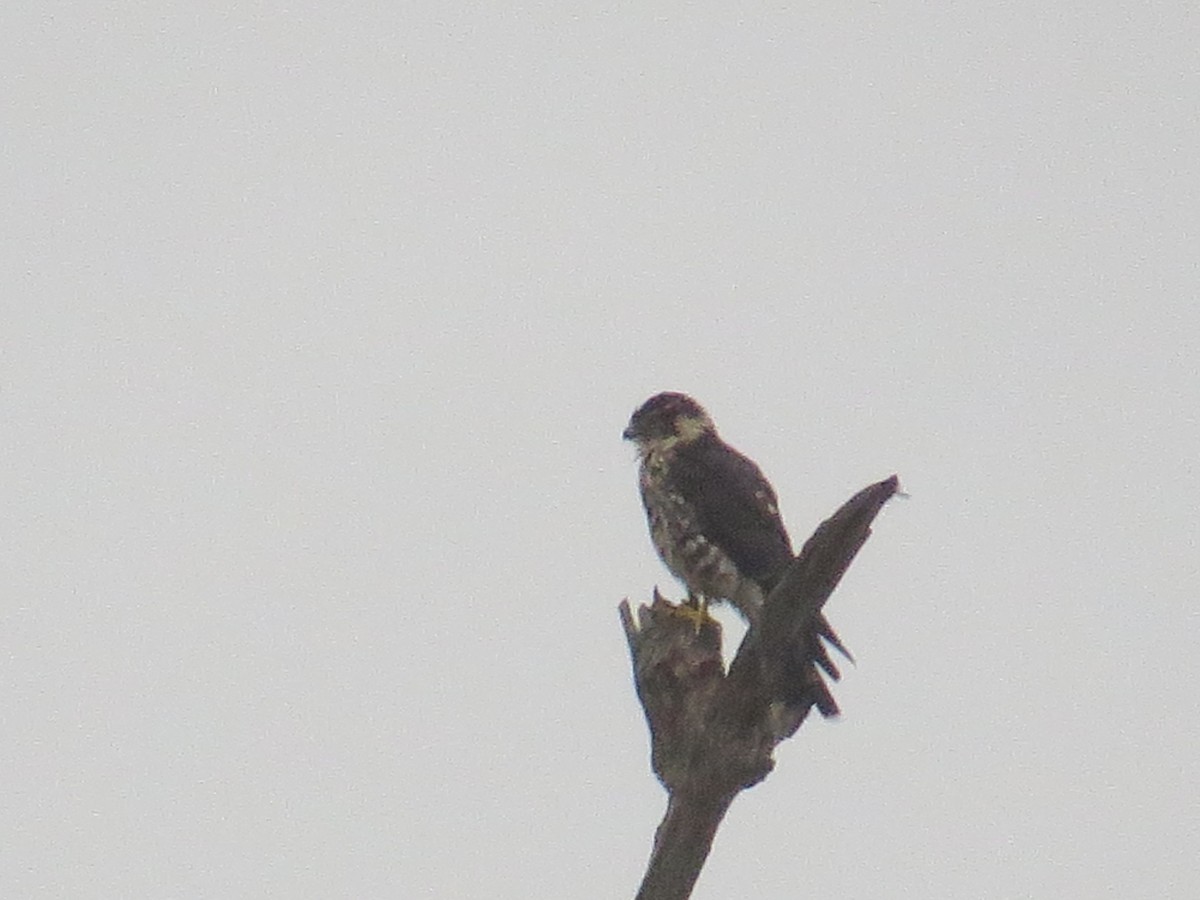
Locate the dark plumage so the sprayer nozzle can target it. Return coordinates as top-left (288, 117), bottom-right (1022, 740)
top-left (623, 391), bottom-right (850, 716)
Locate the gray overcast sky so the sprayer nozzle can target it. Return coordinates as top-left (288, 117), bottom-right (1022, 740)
top-left (3, 3), bottom-right (1198, 898)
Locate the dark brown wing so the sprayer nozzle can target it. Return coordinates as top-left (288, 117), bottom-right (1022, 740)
top-left (667, 433), bottom-right (794, 586)
top-left (669, 433), bottom-right (853, 672)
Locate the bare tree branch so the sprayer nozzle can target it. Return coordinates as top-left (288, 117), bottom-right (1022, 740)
top-left (621, 475), bottom-right (899, 900)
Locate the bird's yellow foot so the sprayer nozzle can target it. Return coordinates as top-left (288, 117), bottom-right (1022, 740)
top-left (672, 595), bottom-right (713, 633)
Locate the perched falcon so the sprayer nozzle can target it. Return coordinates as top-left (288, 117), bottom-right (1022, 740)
top-left (623, 391), bottom-right (850, 716)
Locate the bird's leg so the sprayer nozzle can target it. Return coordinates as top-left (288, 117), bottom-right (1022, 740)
top-left (673, 591), bottom-right (712, 633)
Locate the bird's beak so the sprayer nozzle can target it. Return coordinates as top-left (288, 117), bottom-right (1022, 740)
top-left (622, 424), bottom-right (637, 441)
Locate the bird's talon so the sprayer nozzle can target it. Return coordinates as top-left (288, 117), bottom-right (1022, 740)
top-left (670, 600), bottom-right (714, 633)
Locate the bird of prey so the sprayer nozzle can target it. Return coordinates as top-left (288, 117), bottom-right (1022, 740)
top-left (623, 391), bottom-right (850, 716)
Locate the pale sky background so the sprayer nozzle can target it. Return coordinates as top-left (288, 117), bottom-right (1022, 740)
top-left (3, 4), bottom-right (1198, 899)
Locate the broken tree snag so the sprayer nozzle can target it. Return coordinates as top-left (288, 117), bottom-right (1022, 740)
top-left (620, 474), bottom-right (900, 900)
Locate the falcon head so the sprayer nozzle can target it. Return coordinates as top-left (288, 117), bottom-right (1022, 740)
top-left (623, 392), bottom-right (715, 451)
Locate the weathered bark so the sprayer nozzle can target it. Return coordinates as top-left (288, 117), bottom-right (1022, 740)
top-left (621, 475), bottom-right (899, 900)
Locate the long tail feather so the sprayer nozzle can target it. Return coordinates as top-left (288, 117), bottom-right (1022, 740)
top-left (815, 612), bottom-right (854, 663)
